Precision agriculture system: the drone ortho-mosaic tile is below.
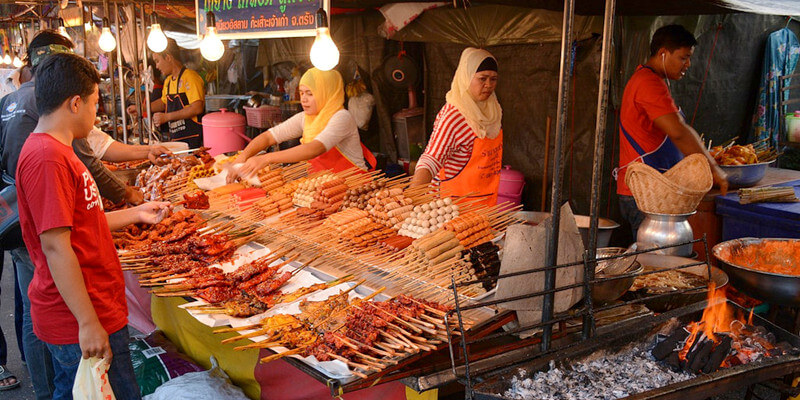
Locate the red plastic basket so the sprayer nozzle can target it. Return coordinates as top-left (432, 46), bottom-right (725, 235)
top-left (244, 105), bottom-right (282, 129)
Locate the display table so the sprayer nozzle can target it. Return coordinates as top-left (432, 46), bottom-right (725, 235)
top-left (151, 296), bottom-right (431, 400)
top-left (715, 181), bottom-right (800, 241)
top-left (690, 167), bottom-right (800, 258)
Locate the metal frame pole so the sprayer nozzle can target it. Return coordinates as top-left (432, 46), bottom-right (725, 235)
top-left (104, 0), bottom-right (119, 141)
top-left (139, 3), bottom-right (152, 144)
top-left (584, 0), bottom-right (617, 339)
top-left (114, 2), bottom-right (127, 143)
top-left (126, 3), bottom-right (143, 144)
top-left (79, 4), bottom-right (85, 57)
top-left (542, 0), bottom-right (576, 351)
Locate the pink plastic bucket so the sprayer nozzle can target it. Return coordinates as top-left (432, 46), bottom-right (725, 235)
top-left (497, 165), bottom-right (525, 206)
top-left (202, 109), bottom-right (249, 156)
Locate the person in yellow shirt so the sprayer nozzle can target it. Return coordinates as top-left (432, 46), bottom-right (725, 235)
top-left (128, 39), bottom-right (204, 148)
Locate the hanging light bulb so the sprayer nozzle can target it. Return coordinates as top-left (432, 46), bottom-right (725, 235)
top-left (58, 18), bottom-right (72, 41)
top-left (98, 18), bottom-right (117, 52)
top-left (12, 55), bottom-right (22, 68)
top-left (147, 14), bottom-right (167, 53)
top-left (3, 53), bottom-right (11, 65)
top-left (200, 12), bottom-right (224, 61)
top-left (309, 8), bottom-right (339, 71)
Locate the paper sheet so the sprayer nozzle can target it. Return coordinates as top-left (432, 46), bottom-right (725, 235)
top-left (496, 203), bottom-right (585, 337)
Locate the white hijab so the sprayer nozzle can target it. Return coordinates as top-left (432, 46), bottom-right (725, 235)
top-left (445, 48), bottom-right (503, 139)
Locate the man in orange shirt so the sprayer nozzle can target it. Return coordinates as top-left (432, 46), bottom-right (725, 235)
top-left (616, 24), bottom-right (727, 236)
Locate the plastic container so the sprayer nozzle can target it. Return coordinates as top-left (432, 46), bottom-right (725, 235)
top-left (786, 110), bottom-right (800, 143)
top-left (244, 105), bottom-right (282, 129)
top-left (202, 108), bottom-right (248, 156)
top-left (715, 182), bottom-right (800, 241)
top-left (497, 165), bottom-right (525, 206)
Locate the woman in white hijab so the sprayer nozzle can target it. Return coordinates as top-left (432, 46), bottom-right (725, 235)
top-left (411, 47), bottom-right (503, 206)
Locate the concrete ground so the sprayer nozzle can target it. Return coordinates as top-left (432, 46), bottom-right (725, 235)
top-left (1, 252), bottom-right (34, 400)
top-left (0, 250), bottom-right (785, 400)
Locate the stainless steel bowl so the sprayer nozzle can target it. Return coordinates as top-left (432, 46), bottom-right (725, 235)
top-left (592, 247), bottom-right (641, 305)
top-left (712, 237), bottom-right (800, 306)
top-left (512, 211), bottom-right (620, 248)
top-left (720, 161), bottom-right (774, 188)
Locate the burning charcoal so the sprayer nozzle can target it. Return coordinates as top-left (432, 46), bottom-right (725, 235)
top-left (703, 335), bottom-right (732, 374)
top-left (687, 338), bottom-right (714, 373)
top-left (681, 333), bottom-right (704, 371)
top-left (765, 331), bottom-right (777, 344)
top-left (652, 329), bottom-right (689, 360)
top-left (665, 352), bottom-right (683, 372)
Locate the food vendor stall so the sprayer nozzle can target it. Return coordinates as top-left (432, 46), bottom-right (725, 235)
top-left (7, 1), bottom-right (800, 399)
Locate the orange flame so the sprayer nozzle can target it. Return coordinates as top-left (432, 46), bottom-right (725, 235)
top-left (699, 283), bottom-right (738, 342)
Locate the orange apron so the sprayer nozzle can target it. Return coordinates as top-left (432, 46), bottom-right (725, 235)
top-left (438, 130), bottom-right (503, 207)
top-left (308, 143), bottom-right (377, 174)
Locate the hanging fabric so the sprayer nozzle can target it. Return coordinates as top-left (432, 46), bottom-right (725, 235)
top-left (749, 27), bottom-right (800, 147)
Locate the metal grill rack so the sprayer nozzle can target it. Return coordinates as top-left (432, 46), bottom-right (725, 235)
top-left (443, 237), bottom-right (715, 399)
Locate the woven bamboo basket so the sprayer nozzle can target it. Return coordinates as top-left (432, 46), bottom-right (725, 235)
top-left (625, 153), bottom-right (713, 214)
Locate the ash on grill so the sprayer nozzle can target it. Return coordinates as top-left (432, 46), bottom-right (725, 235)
top-left (504, 344), bottom-right (691, 400)
top-left (653, 286), bottom-right (795, 374)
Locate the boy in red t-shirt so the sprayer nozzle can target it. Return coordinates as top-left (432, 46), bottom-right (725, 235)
top-left (616, 24), bottom-right (728, 237)
top-left (16, 53), bottom-right (169, 400)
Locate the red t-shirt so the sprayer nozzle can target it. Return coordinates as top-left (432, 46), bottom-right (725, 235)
top-left (617, 66), bottom-right (680, 195)
top-left (16, 133), bottom-right (127, 345)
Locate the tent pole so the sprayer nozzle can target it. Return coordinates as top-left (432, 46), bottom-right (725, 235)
top-left (542, 0), bottom-right (576, 351)
top-left (139, 3), bottom-right (152, 144)
top-left (114, 1), bottom-right (127, 144)
top-left (104, 0), bottom-right (119, 141)
top-left (583, 0), bottom-right (617, 340)
top-left (128, 3), bottom-right (143, 144)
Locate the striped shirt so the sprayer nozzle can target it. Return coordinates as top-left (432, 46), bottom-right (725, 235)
top-left (417, 103), bottom-right (476, 180)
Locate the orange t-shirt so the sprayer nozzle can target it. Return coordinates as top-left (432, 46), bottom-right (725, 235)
top-left (617, 66), bottom-right (680, 196)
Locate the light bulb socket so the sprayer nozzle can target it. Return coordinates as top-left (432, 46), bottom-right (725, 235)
top-left (206, 11), bottom-right (216, 28)
top-left (102, 17), bottom-right (110, 29)
top-left (315, 8), bottom-right (328, 29)
top-left (150, 12), bottom-right (159, 26)
top-left (58, 17), bottom-right (66, 28)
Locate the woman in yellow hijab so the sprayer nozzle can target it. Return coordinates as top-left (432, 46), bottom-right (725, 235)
top-left (230, 68), bottom-right (375, 181)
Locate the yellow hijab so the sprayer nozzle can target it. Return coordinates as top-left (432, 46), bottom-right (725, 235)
top-left (445, 48), bottom-right (502, 139)
top-left (299, 68), bottom-right (345, 143)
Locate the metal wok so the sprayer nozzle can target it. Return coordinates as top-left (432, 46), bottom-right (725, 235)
top-left (712, 238), bottom-right (800, 306)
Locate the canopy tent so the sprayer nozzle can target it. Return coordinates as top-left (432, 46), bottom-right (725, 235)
top-left (0, 0), bottom-right (795, 219)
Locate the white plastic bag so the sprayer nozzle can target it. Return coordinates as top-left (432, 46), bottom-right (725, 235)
top-left (348, 92), bottom-right (375, 130)
top-left (143, 357), bottom-right (248, 400)
top-left (72, 357), bottom-right (116, 400)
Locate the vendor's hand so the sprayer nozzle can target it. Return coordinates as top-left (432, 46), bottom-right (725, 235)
top-left (133, 201), bottom-right (171, 225)
top-left (124, 187), bottom-right (144, 206)
top-left (153, 112), bottom-right (168, 126)
top-left (711, 165), bottom-right (729, 196)
top-left (238, 154), bottom-right (270, 181)
top-left (147, 144), bottom-right (173, 164)
top-left (225, 154), bottom-right (251, 183)
top-left (78, 319), bottom-right (112, 360)
top-left (126, 104), bottom-right (138, 116)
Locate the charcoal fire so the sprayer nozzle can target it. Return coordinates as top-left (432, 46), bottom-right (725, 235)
top-left (504, 347), bottom-right (691, 399)
top-left (652, 284), bottom-right (792, 374)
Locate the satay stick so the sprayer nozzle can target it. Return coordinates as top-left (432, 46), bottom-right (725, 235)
top-left (325, 352), bottom-right (375, 375)
top-left (259, 347), bottom-right (306, 363)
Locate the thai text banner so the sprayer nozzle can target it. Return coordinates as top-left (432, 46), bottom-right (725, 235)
top-left (196, 0), bottom-right (325, 40)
